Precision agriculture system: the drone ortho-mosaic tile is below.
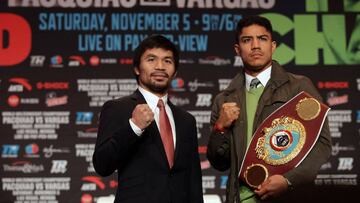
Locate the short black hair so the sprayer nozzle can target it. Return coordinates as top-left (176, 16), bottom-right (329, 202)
top-left (133, 34), bottom-right (179, 71)
top-left (235, 15), bottom-right (273, 43)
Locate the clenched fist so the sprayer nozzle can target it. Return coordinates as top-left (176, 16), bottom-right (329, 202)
top-left (215, 102), bottom-right (240, 129)
top-left (131, 104), bottom-right (154, 130)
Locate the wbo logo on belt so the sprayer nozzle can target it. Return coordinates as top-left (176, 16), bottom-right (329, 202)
top-left (238, 91), bottom-right (330, 188)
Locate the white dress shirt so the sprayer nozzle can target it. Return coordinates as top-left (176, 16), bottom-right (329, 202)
top-left (129, 86), bottom-right (176, 147)
top-left (245, 66), bottom-right (272, 91)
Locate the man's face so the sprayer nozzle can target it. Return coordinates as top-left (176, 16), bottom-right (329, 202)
top-left (135, 48), bottom-right (176, 96)
top-left (234, 24), bottom-right (276, 75)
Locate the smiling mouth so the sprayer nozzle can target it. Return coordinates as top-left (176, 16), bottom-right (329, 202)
top-left (151, 72), bottom-right (169, 80)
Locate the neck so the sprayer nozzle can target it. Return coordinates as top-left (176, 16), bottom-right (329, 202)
top-left (244, 63), bottom-right (271, 77)
top-left (138, 84), bottom-right (167, 98)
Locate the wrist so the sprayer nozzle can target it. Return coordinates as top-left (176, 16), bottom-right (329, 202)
top-left (213, 122), bottom-right (226, 134)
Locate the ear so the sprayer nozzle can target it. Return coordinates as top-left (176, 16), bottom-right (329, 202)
top-left (134, 67), bottom-right (140, 75)
top-left (234, 44), bottom-right (241, 55)
top-left (271, 41), bottom-right (277, 54)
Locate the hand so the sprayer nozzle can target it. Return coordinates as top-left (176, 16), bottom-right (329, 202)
top-left (215, 102), bottom-right (240, 129)
top-left (254, 175), bottom-right (289, 200)
top-left (131, 104), bottom-right (154, 130)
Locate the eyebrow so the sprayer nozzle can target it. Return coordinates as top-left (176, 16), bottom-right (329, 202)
top-left (144, 54), bottom-right (174, 60)
top-left (241, 34), bottom-right (270, 39)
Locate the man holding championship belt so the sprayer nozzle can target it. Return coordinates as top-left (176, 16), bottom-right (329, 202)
top-left (207, 16), bottom-right (331, 203)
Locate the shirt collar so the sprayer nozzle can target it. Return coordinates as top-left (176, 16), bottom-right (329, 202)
top-left (245, 66), bottom-right (272, 91)
top-left (138, 86), bottom-right (168, 111)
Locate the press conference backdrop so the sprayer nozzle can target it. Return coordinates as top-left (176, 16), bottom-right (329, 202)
top-left (0, 0), bottom-right (359, 202)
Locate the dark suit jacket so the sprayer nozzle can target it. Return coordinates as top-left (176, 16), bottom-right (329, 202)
top-left (93, 90), bottom-right (203, 203)
top-left (207, 61), bottom-right (331, 203)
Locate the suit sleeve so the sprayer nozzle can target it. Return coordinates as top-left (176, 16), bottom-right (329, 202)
top-left (206, 93), bottom-right (232, 171)
top-left (189, 116), bottom-right (204, 203)
top-left (284, 77), bottom-right (332, 187)
top-left (92, 100), bottom-right (140, 177)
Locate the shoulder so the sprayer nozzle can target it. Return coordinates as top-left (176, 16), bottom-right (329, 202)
top-left (101, 94), bottom-right (135, 112)
top-left (171, 104), bottom-right (196, 123)
top-left (285, 72), bottom-right (322, 101)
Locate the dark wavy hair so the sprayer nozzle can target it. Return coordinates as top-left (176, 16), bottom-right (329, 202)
top-left (235, 15), bottom-right (273, 43)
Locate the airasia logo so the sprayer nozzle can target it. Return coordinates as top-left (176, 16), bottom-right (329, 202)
top-left (81, 194), bottom-right (92, 203)
top-left (0, 13), bottom-right (31, 66)
top-left (37, 82), bottom-right (69, 90)
top-left (8, 95), bottom-right (20, 107)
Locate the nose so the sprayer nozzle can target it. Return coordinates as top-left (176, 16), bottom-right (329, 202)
top-left (154, 59), bottom-right (165, 70)
top-left (251, 38), bottom-right (260, 50)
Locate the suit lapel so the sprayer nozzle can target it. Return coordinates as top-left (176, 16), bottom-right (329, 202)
top-left (169, 102), bottom-right (181, 167)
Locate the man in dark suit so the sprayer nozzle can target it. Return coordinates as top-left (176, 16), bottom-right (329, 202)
top-left (207, 16), bottom-right (331, 203)
top-left (93, 35), bottom-right (203, 203)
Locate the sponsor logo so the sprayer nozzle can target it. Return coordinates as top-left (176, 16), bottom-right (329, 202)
top-left (45, 92), bottom-right (68, 107)
top-left (81, 194), bottom-right (93, 203)
top-left (50, 160), bottom-right (68, 174)
top-left (50, 55), bottom-right (63, 68)
top-left (43, 145), bottom-right (71, 158)
top-left (318, 81), bottom-right (349, 89)
top-left (7, 95), bottom-right (40, 107)
top-left (24, 143), bottom-right (40, 158)
top-left (30, 55), bottom-right (45, 67)
top-left (220, 176), bottom-right (228, 189)
top-left (76, 112), bottom-right (94, 125)
top-left (7, 95), bottom-right (20, 107)
top-left (201, 160), bottom-right (211, 170)
top-left (332, 142), bottom-right (355, 156)
top-left (90, 56), bottom-right (100, 66)
top-left (77, 128), bottom-right (98, 139)
top-left (9, 77), bottom-right (32, 91)
top-left (337, 157), bottom-right (354, 171)
top-left (179, 58), bottom-right (195, 64)
top-left (37, 82), bottom-right (69, 90)
top-left (119, 58), bottom-right (133, 65)
top-left (69, 55), bottom-right (86, 66)
top-left (169, 96), bottom-right (190, 106)
top-left (2, 144), bottom-right (20, 158)
top-left (195, 94), bottom-right (212, 107)
top-left (100, 58), bottom-right (117, 64)
top-left (326, 91), bottom-right (348, 106)
top-left (170, 78), bottom-right (185, 92)
top-left (3, 161), bottom-right (44, 173)
top-left (188, 79), bottom-right (214, 92)
top-left (199, 56), bottom-right (231, 66)
top-left (81, 176), bottom-right (106, 191)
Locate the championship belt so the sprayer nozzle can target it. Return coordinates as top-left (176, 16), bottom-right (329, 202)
top-left (238, 91), bottom-right (330, 188)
